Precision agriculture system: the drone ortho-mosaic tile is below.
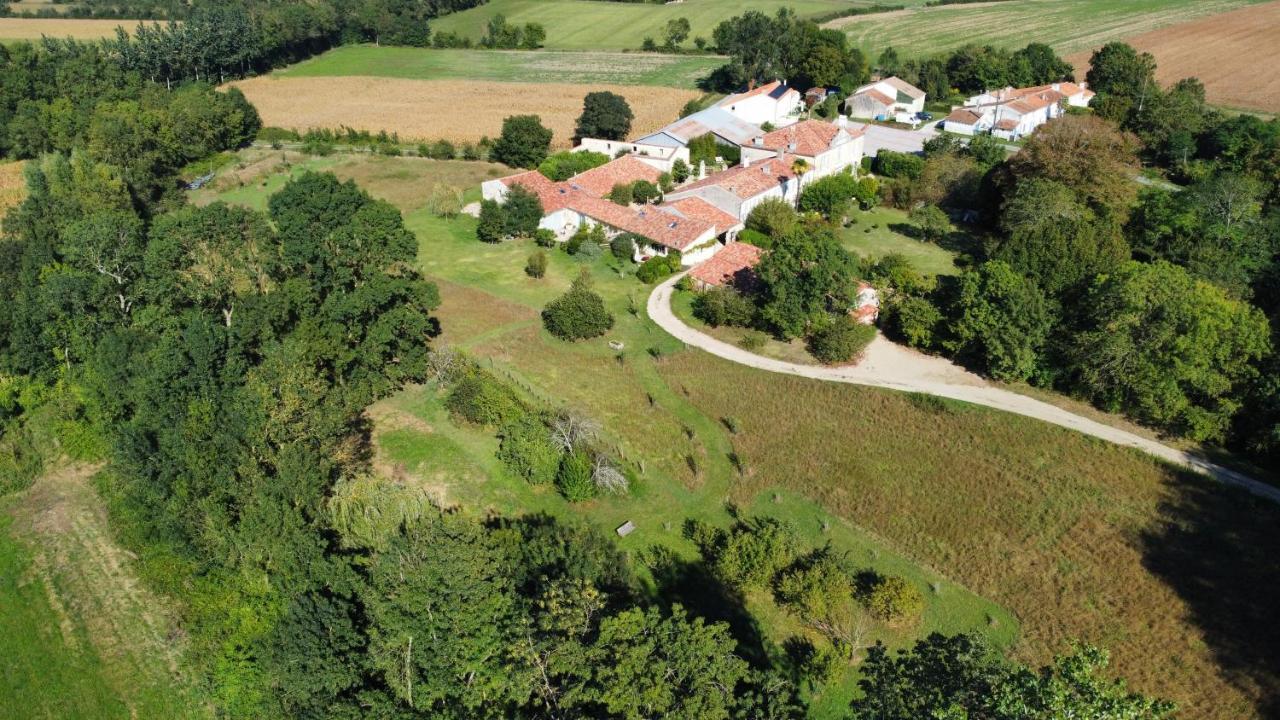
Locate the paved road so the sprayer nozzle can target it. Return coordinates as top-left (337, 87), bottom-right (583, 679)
top-left (648, 275), bottom-right (1280, 504)
top-left (851, 121), bottom-right (938, 156)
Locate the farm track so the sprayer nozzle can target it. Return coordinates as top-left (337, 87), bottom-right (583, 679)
top-left (649, 274), bottom-right (1280, 504)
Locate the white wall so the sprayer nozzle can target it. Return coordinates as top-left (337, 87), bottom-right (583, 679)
top-left (574, 139), bottom-right (689, 172)
top-left (723, 92), bottom-right (803, 127)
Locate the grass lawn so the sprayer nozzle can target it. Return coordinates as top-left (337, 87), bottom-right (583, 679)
top-left (431, 0), bottom-right (901, 51)
top-left (192, 148), bottom-right (1280, 719)
top-left (279, 45), bottom-right (726, 88)
top-left (834, 0), bottom-right (1272, 58)
top-left (0, 468), bottom-right (207, 720)
top-left (841, 206), bottom-right (963, 276)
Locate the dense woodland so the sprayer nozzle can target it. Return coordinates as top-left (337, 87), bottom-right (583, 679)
top-left (0, 5), bottom-right (1273, 719)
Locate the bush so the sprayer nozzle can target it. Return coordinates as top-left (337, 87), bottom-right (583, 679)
top-left (635, 252), bottom-right (682, 283)
top-left (745, 197), bottom-right (798, 238)
top-left (807, 315), bottom-right (876, 364)
top-left (525, 250), bottom-right (548, 278)
top-left (446, 371), bottom-right (526, 426)
top-left (0, 421), bottom-right (42, 495)
top-left (852, 177), bottom-right (880, 210)
top-left (631, 180), bottom-right (660, 205)
top-left (658, 172), bottom-right (674, 193)
top-left (610, 233), bottom-right (638, 261)
top-left (497, 414), bottom-right (561, 485)
top-left (798, 173), bottom-right (859, 218)
top-left (908, 204), bottom-right (950, 242)
top-left (556, 449), bottom-right (596, 501)
top-left (421, 139), bottom-right (455, 159)
top-left (883, 296), bottom-right (942, 350)
top-left (503, 184), bottom-right (544, 237)
top-left (542, 269), bottom-right (615, 341)
top-left (671, 158), bottom-right (691, 183)
top-left (736, 227), bottom-right (772, 250)
top-left (538, 150), bottom-right (609, 181)
top-left (863, 575), bottom-right (925, 623)
top-left (476, 199), bottom-right (506, 242)
top-left (607, 182), bottom-right (634, 206)
top-left (874, 150), bottom-right (925, 179)
top-left (533, 228), bottom-right (557, 247)
top-left (426, 183), bottom-right (463, 218)
top-left (714, 518), bottom-right (800, 589)
top-left (692, 286), bottom-right (756, 327)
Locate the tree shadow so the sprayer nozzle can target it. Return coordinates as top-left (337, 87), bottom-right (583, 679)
top-left (1138, 470), bottom-right (1280, 716)
top-left (648, 554), bottom-right (772, 668)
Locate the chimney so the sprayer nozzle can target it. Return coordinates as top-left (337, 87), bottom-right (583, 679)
top-left (837, 114), bottom-right (847, 128)
top-left (741, 154), bottom-right (752, 168)
top-left (753, 136), bottom-right (763, 147)
top-left (775, 147), bottom-right (784, 161)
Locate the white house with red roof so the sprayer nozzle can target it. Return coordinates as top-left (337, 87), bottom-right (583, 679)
top-left (663, 151), bottom-right (806, 222)
top-left (740, 117), bottom-right (865, 179)
top-left (953, 81), bottom-right (1094, 139)
top-left (480, 156), bottom-right (741, 266)
top-left (845, 77), bottom-right (927, 121)
top-left (716, 80), bottom-right (804, 127)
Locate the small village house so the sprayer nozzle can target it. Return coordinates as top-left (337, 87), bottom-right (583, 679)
top-left (844, 77), bottom-right (927, 122)
top-left (739, 117), bottom-right (865, 180)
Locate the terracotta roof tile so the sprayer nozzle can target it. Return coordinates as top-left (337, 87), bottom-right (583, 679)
top-left (674, 154), bottom-right (802, 200)
top-left (859, 88), bottom-right (896, 107)
top-left (946, 107), bottom-right (987, 125)
top-left (994, 118), bottom-right (1019, 130)
top-left (690, 242), bottom-right (763, 287)
top-left (500, 170), bottom-right (570, 212)
top-left (661, 197), bottom-right (742, 234)
top-left (565, 156), bottom-right (661, 197)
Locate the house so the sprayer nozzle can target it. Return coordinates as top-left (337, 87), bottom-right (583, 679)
top-left (688, 241), bottom-right (763, 291)
top-left (852, 282), bottom-right (880, 325)
top-left (663, 151), bottom-right (805, 222)
top-left (716, 80), bottom-right (804, 127)
top-left (804, 86), bottom-right (836, 108)
top-left (845, 77), bottom-right (927, 120)
top-left (958, 82), bottom-right (1093, 139)
top-left (740, 117), bottom-right (865, 179)
top-left (942, 106), bottom-right (994, 136)
top-left (627, 105), bottom-right (765, 162)
top-left (481, 156), bottom-right (739, 266)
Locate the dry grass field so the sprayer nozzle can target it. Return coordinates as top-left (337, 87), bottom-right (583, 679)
top-left (657, 352), bottom-right (1280, 719)
top-left (1067, 0), bottom-right (1280, 113)
top-left (0, 17), bottom-right (129, 41)
top-left (0, 161), bottom-right (27, 216)
top-left (229, 76), bottom-right (699, 148)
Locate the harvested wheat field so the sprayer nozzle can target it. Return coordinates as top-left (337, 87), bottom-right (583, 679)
top-left (1067, 0), bottom-right (1280, 113)
top-left (0, 161), bottom-right (26, 216)
top-left (0, 18), bottom-right (129, 41)
top-left (230, 76), bottom-right (699, 148)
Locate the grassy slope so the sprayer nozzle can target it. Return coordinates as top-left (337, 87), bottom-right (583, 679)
top-left (279, 45), bottom-right (725, 88)
top-left (431, 0), bottom-right (892, 51)
top-left (193, 151), bottom-right (1280, 718)
top-left (840, 206), bottom-right (961, 276)
top-left (836, 0), bottom-right (1272, 58)
top-left (0, 467), bottom-right (207, 720)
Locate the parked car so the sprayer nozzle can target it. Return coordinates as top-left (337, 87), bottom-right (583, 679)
top-left (915, 111), bottom-right (934, 121)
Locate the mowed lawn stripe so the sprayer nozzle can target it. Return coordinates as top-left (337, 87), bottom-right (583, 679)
top-left (279, 45), bottom-right (726, 88)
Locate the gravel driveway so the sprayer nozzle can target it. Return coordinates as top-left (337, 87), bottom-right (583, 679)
top-left (649, 275), bottom-right (1280, 504)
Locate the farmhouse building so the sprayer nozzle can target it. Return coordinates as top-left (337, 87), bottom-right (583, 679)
top-left (845, 77), bottom-right (927, 121)
top-left (663, 151), bottom-right (806, 222)
top-left (716, 80), bottom-right (804, 127)
top-left (688, 241), bottom-right (763, 290)
top-left (739, 117), bottom-right (866, 179)
top-left (953, 82), bottom-right (1095, 139)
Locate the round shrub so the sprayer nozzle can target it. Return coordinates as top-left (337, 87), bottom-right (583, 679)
top-left (636, 253), bottom-right (682, 284)
top-left (884, 295), bottom-right (941, 349)
top-left (497, 414), bottom-right (561, 485)
top-left (610, 233), bottom-right (638, 261)
top-left (864, 575), bottom-right (925, 623)
top-left (556, 449), bottom-right (596, 501)
top-left (525, 250), bottom-right (547, 278)
top-left (692, 287), bottom-right (756, 327)
top-left (446, 371), bottom-right (526, 426)
top-left (542, 271), bottom-right (614, 341)
top-left (807, 316), bottom-right (876, 364)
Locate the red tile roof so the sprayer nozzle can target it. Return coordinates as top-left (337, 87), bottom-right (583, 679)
top-left (565, 155), bottom-right (661, 197)
top-left (661, 197), bottom-right (742, 234)
top-left (859, 88), bottom-right (896, 107)
top-left (718, 80), bottom-right (801, 106)
top-left (499, 170), bottom-right (570, 212)
top-left (675, 154), bottom-right (802, 200)
top-left (689, 242), bottom-right (763, 287)
top-left (756, 120), bottom-right (852, 157)
top-left (994, 118), bottom-right (1019, 131)
top-left (945, 107), bottom-right (987, 125)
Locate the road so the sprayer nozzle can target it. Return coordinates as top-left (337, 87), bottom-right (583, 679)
top-left (648, 275), bottom-right (1280, 504)
top-left (850, 121), bottom-right (938, 156)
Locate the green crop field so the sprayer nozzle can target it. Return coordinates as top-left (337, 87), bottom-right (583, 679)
top-left (431, 0), bottom-right (904, 51)
top-left (279, 45), bottom-right (727, 88)
top-left (834, 0), bottom-right (1273, 58)
top-left (187, 149), bottom-right (1280, 719)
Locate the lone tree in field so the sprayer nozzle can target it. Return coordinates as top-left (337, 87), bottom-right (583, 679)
top-left (575, 91), bottom-right (634, 143)
top-left (663, 17), bottom-right (691, 49)
top-left (492, 114), bottom-right (553, 168)
top-left (542, 268), bottom-right (614, 341)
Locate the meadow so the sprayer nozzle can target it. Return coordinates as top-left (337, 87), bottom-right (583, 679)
top-left (430, 0), bottom-right (905, 51)
top-left (0, 467), bottom-right (206, 720)
top-left (279, 45), bottom-right (726, 88)
top-left (0, 161), bottom-right (26, 216)
top-left (229, 75), bottom-right (699, 148)
top-left (187, 149), bottom-right (1280, 718)
top-left (832, 0), bottom-right (1273, 58)
top-left (840, 205), bottom-right (962, 276)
